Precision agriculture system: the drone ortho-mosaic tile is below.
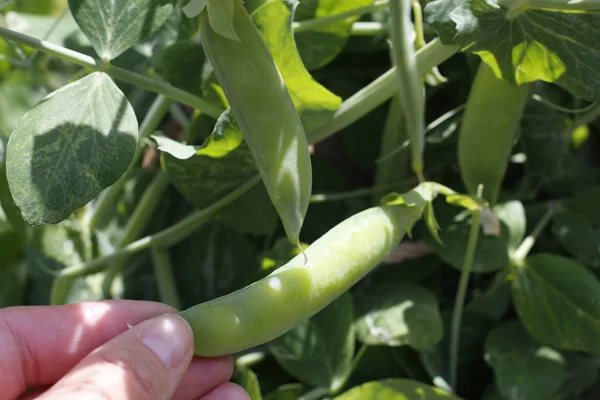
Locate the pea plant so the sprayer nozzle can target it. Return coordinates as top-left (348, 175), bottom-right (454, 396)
top-left (1, 0), bottom-right (600, 399)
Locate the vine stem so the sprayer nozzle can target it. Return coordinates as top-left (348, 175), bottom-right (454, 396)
top-left (89, 95), bottom-right (173, 229)
top-left (389, 0), bottom-right (426, 181)
top-left (449, 189), bottom-right (483, 390)
top-left (351, 22), bottom-right (388, 36)
top-left (0, 26), bottom-right (223, 119)
top-left (51, 175), bottom-right (261, 281)
top-left (292, 0), bottom-right (389, 33)
top-left (308, 38), bottom-right (459, 144)
top-left (512, 203), bottom-right (560, 264)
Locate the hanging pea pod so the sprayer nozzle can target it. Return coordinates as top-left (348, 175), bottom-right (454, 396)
top-left (198, 0), bottom-right (312, 245)
top-left (458, 62), bottom-right (532, 205)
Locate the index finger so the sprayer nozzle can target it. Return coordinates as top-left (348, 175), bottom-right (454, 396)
top-left (0, 300), bottom-right (176, 399)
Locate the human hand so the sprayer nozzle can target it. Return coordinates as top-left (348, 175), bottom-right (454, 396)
top-left (0, 300), bottom-right (250, 400)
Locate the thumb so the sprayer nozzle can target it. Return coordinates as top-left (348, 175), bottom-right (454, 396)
top-left (40, 313), bottom-right (194, 400)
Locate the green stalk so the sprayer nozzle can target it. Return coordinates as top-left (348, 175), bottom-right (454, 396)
top-left (389, 0), bottom-right (426, 182)
top-left (372, 96), bottom-right (409, 203)
top-left (101, 172), bottom-right (172, 299)
top-left (292, 0), bottom-right (389, 33)
top-left (0, 26), bottom-right (223, 119)
top-left (151, 247), bottom-right (181, 310)
top-left (512, 203), bottom-right (560, 264)
top-left (449, 195), bottom-right (483, 389)
top-left (567, 101), bottom-right (600, 134)
top-left (307, 38), bottom-right (459, 145)
top-left (52, 175), bottom-right (261, 281)
top-left (90, 95), bottom-right (173, 229)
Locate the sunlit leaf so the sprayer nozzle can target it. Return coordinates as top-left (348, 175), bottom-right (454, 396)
top-left (6, 72), bottom-right (138, 226)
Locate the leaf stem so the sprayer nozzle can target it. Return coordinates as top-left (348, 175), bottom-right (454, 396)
top-left (89, 95), bottom-right (173, 229)
top-left (0, 26), bottom-right (223, 119)
top-left (292, 0), bottom-right (389, 33)
top-left (307, 38), bottom-right (458, 145)
top-left (512, 203), bottom-right (560, 264)
top-left (568, 101), bottom-right (600, 133)
top-left (151, 247), bottom-right (181, 309)
top-left (449, 193), bottom-right (483, 389)
top-left (54, 175), bottom-right (261, 280)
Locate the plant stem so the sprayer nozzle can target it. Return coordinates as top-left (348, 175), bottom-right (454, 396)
top-left (513, 203), bottom-right (560, 264)
top-left (350, 22), bottom-right (388, 36)
top-left (307, 39), bottom-right (459, 145)
top-left (449, 199), bottom-right (482, 389)
top-left (372, 97), bottom-right (409, 203)
top-left (55, 175), bottom-right (261, 280)
top-left (292, 0), bottom-right (389, 33)
top-left (90, 95), bottom-right (173, 229)
top-left (101, 171), bottom-right (171, 298)
top-left (151, 247), bottom-right (181, 310)
top-left (0, 26), bottom-right (223, 119)
top-left (389, 0), bottom-right (426, 181)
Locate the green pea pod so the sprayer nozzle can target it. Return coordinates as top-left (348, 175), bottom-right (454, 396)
top-left (458, 62), bottom-right (532, 206)
top-left (199, 0), bottom-right (312, 245)
top-left (179, 188), bottom-right (430, 357)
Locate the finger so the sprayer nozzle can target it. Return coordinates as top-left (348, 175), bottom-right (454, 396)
top-left (172, 356), bottom-right (234, 400)
top-left (198, 383), bottom-right (251, 400)
top-left (0, 300), bottom-right (174, 398)
top-left (39, 313), bottom-right (194, 400)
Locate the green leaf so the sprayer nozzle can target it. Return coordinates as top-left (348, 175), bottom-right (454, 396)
top-left (155, 40), bottom-right (205, 96)
top-left (233, 369), bottom-right (263, 400)
top-left (251, 0), bottom-right (342, 131)
top-left (206, 0), bottom-right (239, 40)
top-left (354, 282), bottom-right (443, 351)
top-left (160, 111), bottom-right (278, 236)
top-left (511, 254), bottom-right (600, 354)
top-left (170, 222), bottom-right (259, 308)
top-left (423, 223), bottom-right (509, 274)
top-left (333, 379), bottom-right (462, 400)
top-left (0, 136), bottom-right (27, 240)
top-left (6, 72), bottom-right (138, 227)
top-left (268, 292), bottom-right (355, 393)
top-left (484, 320), bottom-right (566, 400)
top-left (68, 0), bottom-right (177, 60)
top-left (420, 311), bottom-right (495, 397)
top-left (552, 186), bottom-right (600, 268)
top-left (182, 0), bottom-right (206, 17)
top-left (0, 72), bottom-right (42, 137)
top-left (424, 1), bottom-right (600, 100)
top-left (493, 200), bottom-right (526, 252)
top-left (294, 0), bottom-right (377, 70)
top-left (551, 353), bottom-right (600, 400)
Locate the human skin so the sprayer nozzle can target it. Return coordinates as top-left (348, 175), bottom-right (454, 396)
top-left (0, 299), bottom-right (250, 400)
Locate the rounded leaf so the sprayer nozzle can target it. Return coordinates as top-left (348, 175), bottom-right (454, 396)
top-left (6, 72), bottom-right (138, 226)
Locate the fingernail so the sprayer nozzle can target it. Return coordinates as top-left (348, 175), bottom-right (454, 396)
top-left (140, 314), bottom-right (192, 369)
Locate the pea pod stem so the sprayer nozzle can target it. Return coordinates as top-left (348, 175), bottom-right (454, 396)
top-left (389, 0), bottom-right (426, 181)
top-left (512, 203), bottom-right (560, 264)
top-left (449, 186), bottom-right (483, 390)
